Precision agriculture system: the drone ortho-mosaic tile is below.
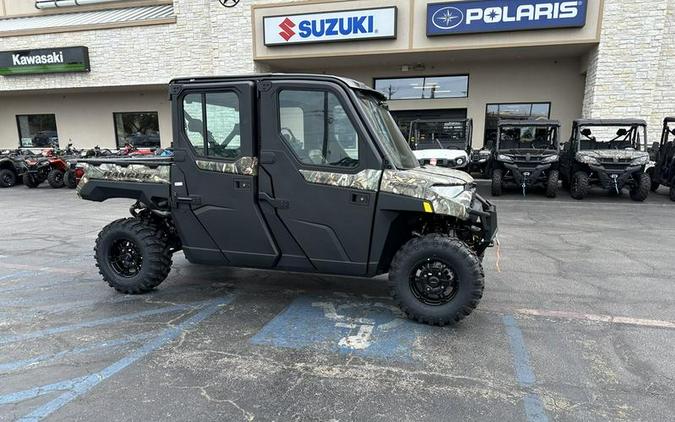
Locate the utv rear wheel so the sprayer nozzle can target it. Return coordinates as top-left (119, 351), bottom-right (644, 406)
top-left (571, 171), bottom-right (589, 200)
top-left (64, 169), bottom-right (78, 189)
top-left (95, 218), bottom-right (172, 294)
top-left (629, 173), bottom-right (651, 202)
top-left (546, 170), bottom-right (559, 198)
top-left (670, 179), bottom-right (675, 202)
top-left (0, 169), bottom-right (16, 188)
top-left (23, 173), bottom-right (39, 188)
top-left (491, 169), bottom-right (503, 196)
top-left (47, 169), bottom-right (65, 188)
top-left (388, 234), bottom-right (484, 326)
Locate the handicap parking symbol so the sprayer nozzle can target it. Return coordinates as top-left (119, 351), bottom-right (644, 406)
top-left (251, 295), bottom-right (430, 361)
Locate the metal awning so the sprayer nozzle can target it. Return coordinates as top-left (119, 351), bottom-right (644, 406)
top-left (0, 4), bottom-right (174, 35)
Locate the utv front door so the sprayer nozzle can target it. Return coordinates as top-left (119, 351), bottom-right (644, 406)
top-left (258, 80), bottom-right (382, 276)
top-left (171, 82), bottom-right (278, 267)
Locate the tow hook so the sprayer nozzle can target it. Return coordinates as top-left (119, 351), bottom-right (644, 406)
top-left (611, 174), bottom-right (620, 194)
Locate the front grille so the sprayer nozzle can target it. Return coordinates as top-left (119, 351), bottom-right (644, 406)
top-left (598, 157), bottom-right (632, 164)
top-left (601, 163), bottom-right (630, 171)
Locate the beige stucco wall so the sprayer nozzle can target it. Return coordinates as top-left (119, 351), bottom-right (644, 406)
top-left (0, 88), bottom-right (170, 149)
top-left (268, 56), bottom-right (586, 149)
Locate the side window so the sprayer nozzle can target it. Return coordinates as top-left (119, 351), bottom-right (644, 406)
top-left (279, 89), bottom-right (359, 168)
top-left (182, 91), bottom-right (241, 159)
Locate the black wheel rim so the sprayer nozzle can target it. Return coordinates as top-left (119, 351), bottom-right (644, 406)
top-left (109, 238), bottom-right (143, 277)
top-left (2, 173), bottom-right (13, 185)
top-left (409, 259), bottom-right (458, 306)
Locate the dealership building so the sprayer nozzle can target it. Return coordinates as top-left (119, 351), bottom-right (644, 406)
top-left (0, 0), bottom-right (673, 151)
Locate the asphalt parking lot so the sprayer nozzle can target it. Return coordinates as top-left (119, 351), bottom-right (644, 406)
top-left (1, 182), bottom-right (674, 422)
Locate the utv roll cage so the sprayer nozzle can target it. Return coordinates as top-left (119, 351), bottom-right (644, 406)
top-left (496, 119), bottom-right (560, 151)
top-left (572, 119), bottom-right (647, 151)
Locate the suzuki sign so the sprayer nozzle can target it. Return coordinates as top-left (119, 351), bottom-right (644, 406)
top-left (263, 7), bottom-right (397, 46)
top-left (427, 0), bottom-right (587, 36)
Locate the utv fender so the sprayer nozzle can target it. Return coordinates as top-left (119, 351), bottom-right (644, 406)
top-left (78, 180), bottom-right (170, 209)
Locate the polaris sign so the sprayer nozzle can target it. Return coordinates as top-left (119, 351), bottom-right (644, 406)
top-left (427, 0), bottom-right (587, 36)
top-left (263, 7), bottom-right (397, 46)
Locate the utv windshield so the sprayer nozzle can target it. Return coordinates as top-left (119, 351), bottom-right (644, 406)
top-left (358, 93), bottom-right (419, 170)
top-left (410, 121), bottom-right (468, 151)
top-left (577, 125), bottom-right (645, 151)
top-left (497, 126), bottom-right (558, 151)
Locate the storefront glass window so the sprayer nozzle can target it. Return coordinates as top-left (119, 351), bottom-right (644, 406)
top-left (484, 103), bottom-right (551, 148)
top-left (114, 112), bottom-right (160, 148)
top-left (16, 114), bottom-right (58, 148)
top-left (374, 75), bottom-right (469, 100)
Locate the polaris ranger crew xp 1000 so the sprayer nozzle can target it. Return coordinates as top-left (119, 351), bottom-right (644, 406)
top-left (560, 119), bottom-right (651, 201)
top-left (490, 120), bottom-right (561, 198)
top-left (649, 117), bottom-right (675, 201)
top-left (77, 75), bottom-right (497, 326)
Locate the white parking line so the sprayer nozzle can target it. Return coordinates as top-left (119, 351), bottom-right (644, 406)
top-left (515, 308), bottom-right (675, 329)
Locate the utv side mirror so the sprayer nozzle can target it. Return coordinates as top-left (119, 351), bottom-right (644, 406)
top-left (616, 129), bottom-right (628, 136)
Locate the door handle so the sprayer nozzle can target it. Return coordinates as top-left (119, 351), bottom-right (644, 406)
top-left (174, 195), bottom-right (202, 205)
top-left (350, 192), bottom-right (370, 206)
top-left (258, 192), bottom-right (289, 209)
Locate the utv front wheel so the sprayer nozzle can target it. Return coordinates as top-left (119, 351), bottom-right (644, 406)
top-left (47, 169), bottom-right (65, 188)
top-left (571, 171), bottom-right (589, 200)
top-left (95, 218), bottom-right (172, 294)
top-left (388, 234), bottom-right (484, 326)
top-left (629, 173), bottom-right (651, 202)
top-left (0, 169), bottom-right (16, 188)
top-left (491, 169), bottom-right (503, 196)
top-left (64, 169), bottom-right (78, 189)
top-left (546, 170), bottom-right (559, 198)
top-left (670, 179), bottom-right (675, 202)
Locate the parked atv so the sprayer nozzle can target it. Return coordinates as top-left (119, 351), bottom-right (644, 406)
top-left (23, 149), bottom-right (71, 188)
top-left (77, 74), bottom-right (498, 326)
top-left (490, 120), bottom-right (561, 197)
top-left (0, 150), bottom-right (33, 188)
top-left (408, 119), bottom-right (472, 170)
top-left (560, 119), bottom-right (651, 201)
top-left (649, 117), bottom-right (675, 201)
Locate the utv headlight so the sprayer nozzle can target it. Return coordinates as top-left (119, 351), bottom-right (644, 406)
top-left (541, 155), bottom-right (559, 163)
top-left (455, 157), bottom-right (466, 166)
top-left (631, 156), bottom-right (649, 165)
top-left (577, 155), bottom-right (599, 165)
top-left (430, 185), bottom-right (466, 199)
top-left (497, 154), bottom-right (513, 162)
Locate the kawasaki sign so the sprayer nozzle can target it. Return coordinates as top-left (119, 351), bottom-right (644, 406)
top-left (0, 47), bottom-right (90, 76)
top-left (427, 0), bottom-right (587, 36)
top-left (263, 7), bottom-right (397, 46)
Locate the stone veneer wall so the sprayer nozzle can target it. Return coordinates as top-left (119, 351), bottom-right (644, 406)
top-left (583, 0), bottom-right (675, 142)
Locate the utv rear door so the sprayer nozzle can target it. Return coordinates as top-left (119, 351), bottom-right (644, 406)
top-left (258, 79), bottom-right (383, 276)
top-left (170, 82), bottom-right (278, 267)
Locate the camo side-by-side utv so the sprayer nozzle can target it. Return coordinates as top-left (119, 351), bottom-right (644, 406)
top-left (490, 120), bottom-right (561, 198)
top-left (649, 117), bottom-right (675, 201)
top-left (75, 74), bottom-right (498, 326)
top-left (408, 119), bottom-right (472, 170)
top-left (560, 119), bottom-right (651, 201)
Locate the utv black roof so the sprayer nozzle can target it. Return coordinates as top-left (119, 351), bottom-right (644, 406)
top-left (498, 119), bottom-right (560, 127)
top-left (169, 73), bottom-right (386, 101)
top-left (574, 119), bottom-right (647, 126)
top-left (664, 117), bottom-right (675, 123)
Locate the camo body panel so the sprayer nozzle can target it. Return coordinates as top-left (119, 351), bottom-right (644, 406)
top-left (196, 157), bottom-right (258, 175)
top-left (299, 169), bottom-right (382, 191)
top-left (76, 162), bottom-right (170, 196)
top-left (576, 150), bottom-right (648, 161)
top-left (381, 168), bottom-right (474, 220)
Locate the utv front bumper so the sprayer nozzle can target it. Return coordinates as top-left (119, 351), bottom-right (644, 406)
top-left (589, 165), bottom-right (642, 191)
top-left (468, 193), bottom-right (498, 255)
top-left (503, 163), bottom-right (551, 187)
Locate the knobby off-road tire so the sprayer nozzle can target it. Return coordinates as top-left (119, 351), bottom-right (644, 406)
top-left (388, 234), bottom-right (484, 326)
top-left (570, 171), bottom-right (589, 200)
top-left (629, 173), bottom-right (651, 202)
top-left (0, 169), bottom-right (16, 188)
top-left (491, 169), bottom-right (503, 197)
top-left (95, 218), bottom-right (172, 294)
top-left (546, 170), bottom-right (560, 198)
top-left (23, 173), bottom-right (40, 188)
top-left (47, 169), bottom-right (65, 188)
top-left (670, 178), bottom-right (675, 202)
top-left (64, 169), bottom-right (78, 189)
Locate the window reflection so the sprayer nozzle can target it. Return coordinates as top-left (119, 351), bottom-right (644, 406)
top-left (374, 75), bottom-right (469, 100)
